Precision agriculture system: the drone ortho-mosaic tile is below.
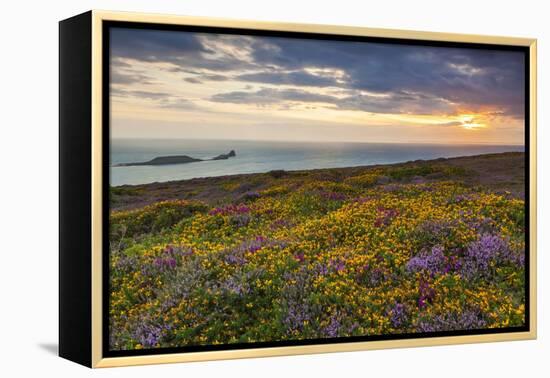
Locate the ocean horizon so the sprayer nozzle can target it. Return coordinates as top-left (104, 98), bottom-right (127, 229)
top-left (110, 138), bottom-right (524, 186)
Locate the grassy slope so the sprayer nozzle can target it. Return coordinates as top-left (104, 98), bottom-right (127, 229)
top-left (108, 152), bottom-right (526, 350)
top-left (111, 152), bottom-right (525, 211)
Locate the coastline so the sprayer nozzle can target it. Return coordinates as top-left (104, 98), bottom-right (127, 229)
top-left (111, 151), bottom-right (525, 211)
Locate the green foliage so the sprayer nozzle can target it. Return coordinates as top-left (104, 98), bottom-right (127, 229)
top-left (110, 200), bottom-right (208, 239)
top-left (108, 160), bottom-right (526, 351)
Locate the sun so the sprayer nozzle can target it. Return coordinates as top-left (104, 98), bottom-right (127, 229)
top-left (459, 114), bottom-right (485, 130)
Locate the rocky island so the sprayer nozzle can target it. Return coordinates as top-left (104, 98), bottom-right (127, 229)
top-left (211, 150), bottom-right (236, 160)
top-left (115, 150), bottom-right (236, 167)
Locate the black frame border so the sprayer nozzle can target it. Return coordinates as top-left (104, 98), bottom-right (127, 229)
top-left (101, 20), bottom-right (531, 359)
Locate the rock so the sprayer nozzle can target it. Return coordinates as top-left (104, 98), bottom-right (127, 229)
top-left (211, 150), bottom-right (237, 160)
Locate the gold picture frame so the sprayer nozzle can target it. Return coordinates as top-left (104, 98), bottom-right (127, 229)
top-left (59, 10), bottom-right (537, 368)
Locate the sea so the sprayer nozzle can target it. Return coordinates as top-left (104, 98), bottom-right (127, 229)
top-left (110, 138), bottom-right (524, 186)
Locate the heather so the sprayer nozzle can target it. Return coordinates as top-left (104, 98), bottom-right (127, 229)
top-left (109, 153), bottom-right (525, 350)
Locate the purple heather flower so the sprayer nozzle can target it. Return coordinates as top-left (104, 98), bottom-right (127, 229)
top-left (167, 257), bottom-right (176, 269)
top-left (415, 219), bottom-right (455, 242)
top-left (312, 262), bottom-right (329, 276)
top-left (224, 236), bottom-right (285, 265)
top-left (417, 279), bottom-right (436, 309)
top-left (221, 277), bottom-right (249, 297)
top-left (281, 267), bottom-right (316, 334)
top-left (209, 203), bottom-right (251, 216)
top-left (115, 254), bottom-right (138, 273)
top-left (418, 297), bottom-right (427, 309)
top-left (153, 256), bottom-right (178, 271)
top-left (461, 233), bottom-right (521, 278)
top-left (246, 239), bottom-right (264, 253)
top-left (450, 194), bottom-right (472, 204)
top-left (357, 264), bottom-right (386, 287)
top-left (231, 213), bottom-right (251, 228)
top-left (352, 196), bottom-right (373, 204)
top-left (181, 246), bottom-right (194, 257)
top-left (243, 237), bottom-right (267, 253)
top-left (133, 323), bottom-right (163, 348)
top-left (389, 303), bottom-right (408, 328)
top-left (270, 218), bottom-right (291, 230)
top-left (283, 302), bottom-right (311, 333)
top-left (406, 245), bottom-right (447, 275)
top-left (374, 207), bottom-right (399, 227)
top-left (224, 253), bottom-right (247, 265)
top-left (324, 315), bottom-right (342, 338)
top-left (417, 310), bottom-right (487, 332)
top-left (330, 259), bottom-right (346, 273)
top-left (467, 217), bottom-right (497, 234)
top-left (321, 191), bottom-right (347, 201)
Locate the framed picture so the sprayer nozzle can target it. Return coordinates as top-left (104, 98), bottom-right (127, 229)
top-left (59, 10), bottom-right (537, 368)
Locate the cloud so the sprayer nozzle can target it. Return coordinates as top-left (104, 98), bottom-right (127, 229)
top-left (111, 71), bottom-right (155, 85)
top-left (210, 87), bottom-right (454, 115)
top-left (210, 88), bottom-right (336, 106)
top-left (242, 38), bottom-right (524, 117)
top-left (111, 28), bottom-right (257, 72)
top-left (110, 28), bottom-right (208, 62)
top-left (184, 77), bottom-right (202, 84)
top-left (112, 89), bottom-right (172, 100)
top-left (182, 73), bottom-right (232, 84)
top-left (236, 70), bottom-right (343, 87)
top-left (111, 88), bottom-right (196, 110)
top-left (437, 121), bottom-right (464, 127)
top-left (202, 74), bottom-right (231, 81)
top-left (159, 98), bottom-right (197, 110)
top-left (110, 27), bottom-right (526, 118)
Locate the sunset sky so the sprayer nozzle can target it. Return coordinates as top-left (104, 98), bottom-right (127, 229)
top-left (109, 27), bottom-right (525, 145)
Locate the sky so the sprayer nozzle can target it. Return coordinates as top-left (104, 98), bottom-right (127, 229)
top-left (109, 27), bottom-right (525, 145)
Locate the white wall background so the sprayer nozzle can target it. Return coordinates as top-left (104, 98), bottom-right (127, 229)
top-left (0, 0), bottom-right (547, 376)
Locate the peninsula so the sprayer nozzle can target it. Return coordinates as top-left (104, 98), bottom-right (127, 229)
top-left (115, 150), bottom-right (236, 167)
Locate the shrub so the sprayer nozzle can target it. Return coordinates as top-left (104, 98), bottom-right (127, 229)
top-left (344, 173), bottom-right (380, 188)
top-left (268, 170), bottom-right (287, 178)
top-left (110, 200), bottom-right (208, 239)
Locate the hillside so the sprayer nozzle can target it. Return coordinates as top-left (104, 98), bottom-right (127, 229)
top-left (108, 151), bottom-right (526, 350)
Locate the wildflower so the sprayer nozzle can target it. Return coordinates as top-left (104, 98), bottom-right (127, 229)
top-left (209, 203), bottom-right (251, 216)
top-left (417, 279), bottom-right (436, 309)
top-left (153, 256), bottom-right (177, 271)
top-left (133, 323), bottom-right (163, 348)
top-left (406, 245), bottom-right (447, 275)
top-left (417, 310), bottom-right (487, 332)
top-left (324, 314), bottom-right (342, 337)
top-left (461, 233), bottom-right (520, 278)
top-left (389, 303), bottom-right (408, 328)
top-left (321, 191), bottom-right (347, 201)
top-left (374, 207), bottom-right (399, 227)
top-left (330, 258), bottom-right (346, 273)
